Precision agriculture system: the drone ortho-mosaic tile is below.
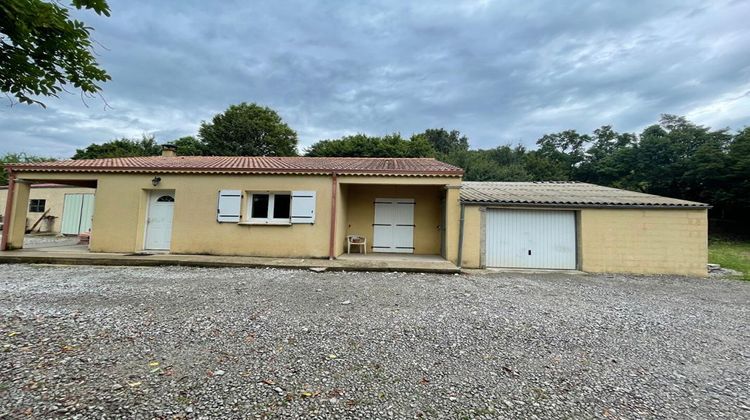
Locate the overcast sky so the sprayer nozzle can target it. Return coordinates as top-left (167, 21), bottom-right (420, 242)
top-left (1, 0), bottom-right (749, 158)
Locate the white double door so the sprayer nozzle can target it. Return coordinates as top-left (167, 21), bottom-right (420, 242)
top-left (61, 193), bottom-right (95, 235)
top-left (145, 191), bottom-right (175, 250)
top-left (372, 198), bottom-right (414, 253)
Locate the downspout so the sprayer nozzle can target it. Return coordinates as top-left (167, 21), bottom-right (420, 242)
top-left (328, 172), bottom-right (338, 259)
top-left (456, 201), bottom-right (465, 270)
top-left (1, 169), bottom-right (15, 250)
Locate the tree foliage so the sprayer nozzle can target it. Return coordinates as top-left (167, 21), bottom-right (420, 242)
top-left (412, 128), bottom-right (469, 156)
top-left (198, 103), bottom-right (298, 156)
top-left (305, 116), bottom-right (750, 226)
top-left (305, 133), bottom-right (433, 157)
top-left (0, 0), bottom-right (111, 107)
top-left (0, 152), bottom-right (55, 184)
top-left (172, 136), bottom-right (204, 156)
top-left (72, 135), bottom-right (160, 159)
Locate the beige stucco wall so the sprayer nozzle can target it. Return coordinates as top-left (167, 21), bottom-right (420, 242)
top-left (8, 171), bottom-right (462, 262)
top-left (460, 205), bottom-right (708, 276)
top-left (105, 173), bottom-right (333, 257)
top-left (0, 186), bottom-right (95, 233)
top-left (460, 205), bottom-right (483, 268)
top-left (342, 184), bottom-right (443, 255)
top-left (579, 208), bottom-right (708, 276)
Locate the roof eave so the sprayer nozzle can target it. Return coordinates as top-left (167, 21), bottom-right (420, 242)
top-left (6, 166), bottom-right (463, 177)
top-left (460, 200), bottom-right (712, 209)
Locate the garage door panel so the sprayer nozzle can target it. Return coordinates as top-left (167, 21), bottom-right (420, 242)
top-left (486, 209), bottom-right (576, 269)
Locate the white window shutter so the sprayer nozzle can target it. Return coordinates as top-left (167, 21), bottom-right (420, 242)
top-left (291, 191), bottom-right (316, 224)
top-left (217, 190), bottom-right (242, 222)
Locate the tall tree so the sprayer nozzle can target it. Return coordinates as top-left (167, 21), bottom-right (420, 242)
top-left (411, 129), bottom-right (469, 156)
top-left (726, 127), bottom-right (750, 216)
top-left (305, 133), bottom-right (434, 158)
top-left (171, 136), bottom-right (204, 156)
top-left (576, 126), bottom-right (637, 187)
top-left (199, 103), bottom-right (298, 156)
top-left (0, 0), bottom-right (111, 107)
top-left (72, 135), bottom-right (161, 159)
top-left (532, 130), bottom-right (591, 180)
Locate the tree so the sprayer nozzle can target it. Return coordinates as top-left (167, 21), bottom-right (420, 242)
top-left (1, 152), bottom-right (55, 184)
top-left (0, 0), bottom-right (111, 107)
top-left (576, 126), bottom-right (637, 187)
top-left (305, 133), bottom-right (435, 158)
top-left (72, 135), bottom-right (161, 159)
top-left (726, 127), bottom-right (750, 215)
top-left (199, 103), bottom-right (298, 156)
top-left (172, 136), bottom-right (204, 156)
top-left (411, 128), bottom-right (469, 156)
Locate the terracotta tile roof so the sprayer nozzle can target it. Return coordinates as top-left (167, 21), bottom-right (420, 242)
top-left (6, 156), bottom-right (463, 176)
top-left (461, 181), bottom-right (710, 208)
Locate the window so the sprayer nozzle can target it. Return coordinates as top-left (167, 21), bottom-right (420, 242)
top-left (156, 195), bottom-right (174, 202)
top-left (29, 199), bottom-right (46, 213)
top-left (248, 193), bottom-right (291, 224)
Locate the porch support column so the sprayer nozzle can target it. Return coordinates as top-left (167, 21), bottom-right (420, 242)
top-left (444, 185), bottom-right (461, 265)
top-left (2, 176), bottom-right (31, 250)
top-left (328, 172), bottom-right (338, 259)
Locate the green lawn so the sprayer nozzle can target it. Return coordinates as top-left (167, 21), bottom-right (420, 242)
top-left (709, 238), bottom-right (750, 280)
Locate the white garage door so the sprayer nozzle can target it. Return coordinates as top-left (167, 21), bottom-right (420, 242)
top-left (485, 209), bottom-right (576, 269)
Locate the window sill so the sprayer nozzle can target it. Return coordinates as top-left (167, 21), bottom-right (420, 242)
top-left (238, 220), bottom-right (291, 226)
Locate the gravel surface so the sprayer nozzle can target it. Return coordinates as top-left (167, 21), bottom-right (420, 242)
top-left (0, 265), bottom-right (748, 419)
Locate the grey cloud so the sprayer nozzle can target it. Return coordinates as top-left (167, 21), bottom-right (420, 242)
top-left (0, 0), bottom-right (748, 158)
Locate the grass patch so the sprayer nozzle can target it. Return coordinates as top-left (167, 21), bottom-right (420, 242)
top-left (708, 237), bottom-right (750, 280)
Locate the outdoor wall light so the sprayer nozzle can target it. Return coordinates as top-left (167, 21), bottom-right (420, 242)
top-left (151, 176), bottom-right (162, 186)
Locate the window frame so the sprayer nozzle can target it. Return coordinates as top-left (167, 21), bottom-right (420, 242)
top-left (245, 192), bottom-right (292, 225)
top-left (29, 199), bottom-right (46, 213)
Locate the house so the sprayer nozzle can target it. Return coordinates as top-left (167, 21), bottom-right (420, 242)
top-left (0, 184), bottom-right (95, 234)
top-left (1, 149), bottom-right (709, 276)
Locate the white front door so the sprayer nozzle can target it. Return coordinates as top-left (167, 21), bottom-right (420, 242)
top-left (372, 198), bottom-right (414, 253)
top-left (145, 191), bottom-right (175, 250)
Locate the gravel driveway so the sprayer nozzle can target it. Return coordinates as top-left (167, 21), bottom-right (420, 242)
top-left (0, 265), bottom-right (748, 419)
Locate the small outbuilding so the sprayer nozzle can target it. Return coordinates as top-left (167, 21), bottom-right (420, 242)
top-left (1, 153), bottom-right (709, 276)
top-left (459, 182), bottom-right (709, 276)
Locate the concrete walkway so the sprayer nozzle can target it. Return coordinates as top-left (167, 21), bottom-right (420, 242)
top-left (0, 248), bottom-right (460, 273)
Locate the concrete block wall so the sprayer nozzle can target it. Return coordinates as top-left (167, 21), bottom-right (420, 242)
top-left (579, 208), bottom-right (708, 276)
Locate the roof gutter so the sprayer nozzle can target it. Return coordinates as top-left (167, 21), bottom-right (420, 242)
top-left (1, 169), bottom-right (15, 250)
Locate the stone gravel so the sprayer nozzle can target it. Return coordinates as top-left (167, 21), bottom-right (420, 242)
top-left (0, 264), bottom-right (748, 419)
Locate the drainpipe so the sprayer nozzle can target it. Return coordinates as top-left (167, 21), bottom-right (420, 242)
top-left (456, 202), bottom-right (466, 270)
top-left (1, 169), bottom-right (15, 251)
top-left (328, 172), bottom-right (338, 259)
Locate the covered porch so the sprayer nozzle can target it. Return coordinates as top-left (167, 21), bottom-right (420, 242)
top-left (1, 173), bottom-right (98, 251)
top-left (333, 176), bottom-right (461, 264)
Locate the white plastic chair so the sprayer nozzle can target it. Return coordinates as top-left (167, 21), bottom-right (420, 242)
top-left (347, 235), bottom-right (367, 254)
